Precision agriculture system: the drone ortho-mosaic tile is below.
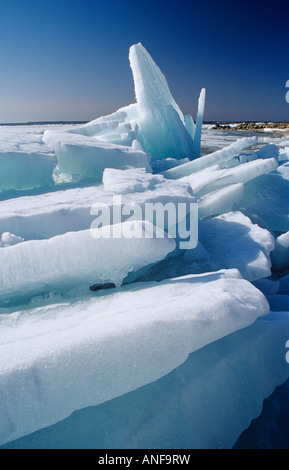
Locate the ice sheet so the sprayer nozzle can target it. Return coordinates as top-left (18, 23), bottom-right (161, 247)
top-left (43, 130), bottom-right (151, 182)
top-left (0, 178), bottom-right (195, 241)
top-left (161, 136), bottom-right (259, 179)
top-left (271, 231), bottom-right (289, 271)
top-left (200, 211), bottom-right (275, 281)
top-left (241, 164), bottom-right (289, 232)
top-left (0, 269), bottom-right (268, 446)
top-left (0, 127), bottom-right (57, 192)
top-left (198, 183), bottom-right (244, 219)
top-left (0, 221), bottom-right (175, 305)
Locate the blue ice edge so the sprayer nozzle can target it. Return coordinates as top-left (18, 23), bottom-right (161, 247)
top-left (1, 311), bottom-right (289, 449)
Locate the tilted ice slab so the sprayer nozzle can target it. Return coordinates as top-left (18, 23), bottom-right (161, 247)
top-left (241, 163), bottom-right (289, 232)
top-left (129, 43), bottom-right (195, 160)
top-left (3, 313), bottom-right (289, 450)
top-left (150, 156), bottom-right (190, 173)
top-left (0, 127), bottom-right (57, 192)
top-left (43, 130), bottom-right (151, 182)
top-left (200, 211), bottom-right (275, 281)
top-left (0, 185), bottom-right (109, 240)
top-left (0, 269), bottom-right (269, 446)
top-left (180, 164), bottom-right (221, 194)
top-left (102, 167), bottom-right (194, 200)
top-left (271, 231), bottom-right (289, 271)
top-left (63, 104), bottom-right (141, 147)
top-left (40, 43), bottom-right (204, 163)
top-left (192, 88), bottom-right (206, 159)
top-left (102, 167), bottom-right (166, 194)
top-left (239, 143), bottom-right (280, 164)
top-left (198, 183), bottom-right (244, 219)
top-left (161, 136), bottom-right (259, 179)
top-left (196, 157), bottom-right (278, 197)
top-left (279, 147), bottom-right (289, 162)
top-left (0, 221), bottom-right (175, 305)
top-left (0, 176), bottom-right (195, 241)
top-left (168, 156), bottom-right (277, 199)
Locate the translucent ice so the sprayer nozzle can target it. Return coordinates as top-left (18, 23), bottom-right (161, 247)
top-left (43, 130), bottom-right (151, 182)
top-left (162, 136), bottom-right (259, 179)
top-left (271, 231), bottom-right (289, 271)
top-left (42, 43), bottom-right (205, 165)
top-left (241, 165), bottom-right (289, 232)
top-left (0, 42), bottom-right (288, 450)
top-left (200, 211), bottom-right (275, 281)
top-left (0, 178), bottom-right (194, 241)
top-left (129, 43), bottom-right (194, 160)
top-left (197, 158), bottom-right (278, 196)
top-left (0, 221), bottom-right (176, 305)
top-left (239, 144), bottom-right (279, 164)
top-left (3, 313), bottom-right (289, 450)
top-left (0, 128), bottom-right (57, 192)
top-left (192, 88), bottom-right (206, 159)
top-left (198, 183), bottom-right (244, 219)
top-left (0, 269), bottom-right (268, 445)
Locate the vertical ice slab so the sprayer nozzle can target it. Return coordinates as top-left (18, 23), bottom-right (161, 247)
top-left (129, 43), bottom-right (194, 160)
top-left (192, 88), bottom-right (206, 159)
top-left (185, 114), bottom-right (196, 140)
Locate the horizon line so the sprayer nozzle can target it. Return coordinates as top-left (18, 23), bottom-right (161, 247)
top-left (0, 119), bottom-right (288, 127)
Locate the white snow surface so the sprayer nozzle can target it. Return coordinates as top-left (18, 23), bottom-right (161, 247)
top-left (0, 127), bottom-right (57, 191)
top-left (0, 175), bottom-right (195, 240)
top-left (200, 211), bottom-right (275, 281)
top-left (0, 269), bottom-right (268, 445)
top-left (0, 221), bottom-right (176, 304)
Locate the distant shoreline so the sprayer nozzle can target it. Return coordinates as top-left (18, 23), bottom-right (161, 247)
top-left (0, 120), bottom-right (288, 131)
top-left (212, 122), bottom-right (289, 131)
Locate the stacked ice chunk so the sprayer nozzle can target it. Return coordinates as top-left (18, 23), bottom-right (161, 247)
top-left (0, 127), bottom-right (57, 193)
top-left (41, 43), bottom-right (207, 184)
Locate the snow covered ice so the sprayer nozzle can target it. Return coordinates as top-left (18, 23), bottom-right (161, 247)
top-left (0, 221), bottom-right (176, 306)
top-left (1, 42), bottom-right (289, 449)
top-left (0, 269), bottom-right (270, 446)
top-left (0, 127), bottom-right (57, 192)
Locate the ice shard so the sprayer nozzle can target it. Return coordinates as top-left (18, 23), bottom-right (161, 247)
top-left (185, 114), bottom-right (196, 140)
top-left (162, 136), bottom-right (259, 179)
top-left (193, 88), bottom-right (206, 159)
top-left (129, 43), bottom-right (194, 160)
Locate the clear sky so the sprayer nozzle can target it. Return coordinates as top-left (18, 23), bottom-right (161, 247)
top-left (0, 0), bottom-right (288, 123)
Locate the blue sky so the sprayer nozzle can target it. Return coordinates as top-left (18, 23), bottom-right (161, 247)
top-left (0, 0), bottom-right (288, 122)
